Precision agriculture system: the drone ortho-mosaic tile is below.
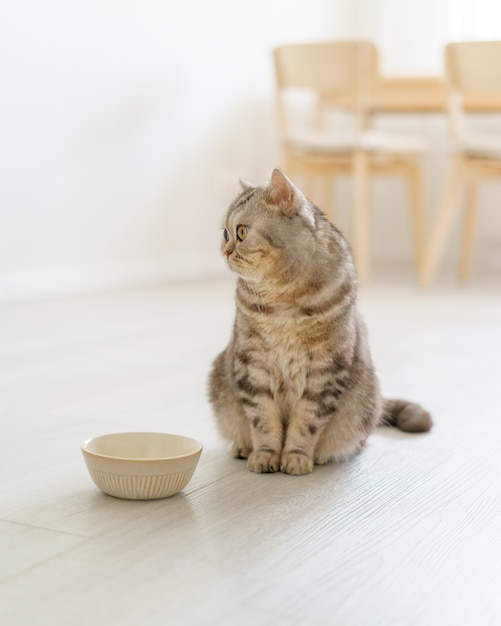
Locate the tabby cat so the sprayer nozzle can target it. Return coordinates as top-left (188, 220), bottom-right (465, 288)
top-left (209, 169), bottom-right (432, 475)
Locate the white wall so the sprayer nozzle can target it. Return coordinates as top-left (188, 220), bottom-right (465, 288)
top-left (1, 0), bottom-right (500, 300)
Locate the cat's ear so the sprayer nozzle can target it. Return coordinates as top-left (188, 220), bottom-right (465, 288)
top-left (264, 168), bottom-right (295, 215)
top-left (239, 179), bottom-right (256, 192)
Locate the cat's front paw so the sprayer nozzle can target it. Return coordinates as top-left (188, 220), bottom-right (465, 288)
top-left (280, 451), bottom-right (314, 475)
top-left (247, 450), bottom-right (281, 473)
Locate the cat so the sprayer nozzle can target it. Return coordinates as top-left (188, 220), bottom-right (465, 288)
top-left (208, 168), bottom-right (432, 475)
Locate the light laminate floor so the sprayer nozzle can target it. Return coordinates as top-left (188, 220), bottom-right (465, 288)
top-left (1, 276), bottom-right (501, 626)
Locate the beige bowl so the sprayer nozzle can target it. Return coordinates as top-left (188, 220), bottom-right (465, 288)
top-left (81, 432), bottom-right (203, 500)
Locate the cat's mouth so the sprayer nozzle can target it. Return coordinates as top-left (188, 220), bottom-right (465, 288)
top-left (227, 253), bottom-right (244, 272)
top-left (227, 251), bottom-right (242, 264)
top-left (227, 254), bottom-right (256, 280)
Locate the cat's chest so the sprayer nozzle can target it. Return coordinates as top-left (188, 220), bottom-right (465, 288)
top-left (255, 313), bottom-right (311, 394)
top-left (238, 305), bottom-right (333, 407)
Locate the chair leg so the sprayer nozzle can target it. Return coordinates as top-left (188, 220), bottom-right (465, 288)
top-left (404, 161), bottom-right (426, 283)
top-left (420, 155), bottom-right (465, 287)
top-left (457, 178), bottom-right (478, 282)
top-left (352, 151), bottom-right (370, 284)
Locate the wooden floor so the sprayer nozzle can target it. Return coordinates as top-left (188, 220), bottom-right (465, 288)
top-left (1, 276), bottom-right (501, 625)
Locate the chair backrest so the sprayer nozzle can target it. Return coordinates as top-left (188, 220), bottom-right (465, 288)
top-left (273, 41), bottom-right (378, 133)
top-left (445, 41), bottom-right (501, 141)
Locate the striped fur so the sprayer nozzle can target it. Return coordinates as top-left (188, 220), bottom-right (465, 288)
top-left (209, 169), bottom-right (432, 475)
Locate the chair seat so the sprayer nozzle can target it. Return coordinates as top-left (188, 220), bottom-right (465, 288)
top-left (457, 133), bottom-right (501, 159)
top-left (285, 128), bottom-right (427, 156)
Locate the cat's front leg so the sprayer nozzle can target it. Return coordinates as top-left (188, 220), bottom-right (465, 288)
top-left (244, 395), bottom-right (283, 473)
top-left (281, 400), bottom-right (328, 475)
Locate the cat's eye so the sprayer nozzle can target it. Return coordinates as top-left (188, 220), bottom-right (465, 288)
top-left (223, 229), bottom-right (229, 242)
top-left (236, 225), bottom-right (248, 241)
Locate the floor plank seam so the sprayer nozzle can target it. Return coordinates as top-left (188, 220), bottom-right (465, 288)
top-left (0, 517), bottom-right (91, 540)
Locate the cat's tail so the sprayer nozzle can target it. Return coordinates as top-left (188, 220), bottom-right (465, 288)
top-left (382, 398), bottom-right (433, 433)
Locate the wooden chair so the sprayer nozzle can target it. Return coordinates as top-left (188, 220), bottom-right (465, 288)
top-left (421, 41), bottom-right (501, 285)
top-left (273, 41), bottom-right (427, 283)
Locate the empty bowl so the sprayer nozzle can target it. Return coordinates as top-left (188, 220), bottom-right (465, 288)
top-left (81, 432), bottom-right (203, 500)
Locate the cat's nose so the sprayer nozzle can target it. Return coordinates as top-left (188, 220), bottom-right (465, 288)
top-left (224, 247), bottom-right (233, 258)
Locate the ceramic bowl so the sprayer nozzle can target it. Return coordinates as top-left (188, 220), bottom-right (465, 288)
top-left (81, 432), bottom-right (203, 500)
